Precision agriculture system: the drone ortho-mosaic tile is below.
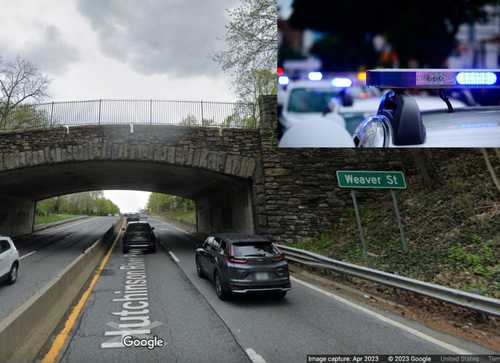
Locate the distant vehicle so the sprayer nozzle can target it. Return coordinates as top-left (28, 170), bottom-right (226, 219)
top-left (0, 237), bottom-right (19, 285)
top-left (126, 213), bottom-right (140, 223)
top-left (122, 222), bottom-right (156, 254)
top-left (195, 233), bottom-right (291, 300)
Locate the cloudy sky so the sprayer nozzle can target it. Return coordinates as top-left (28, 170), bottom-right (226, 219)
top-left (1, 0), bottom-right (239, 212)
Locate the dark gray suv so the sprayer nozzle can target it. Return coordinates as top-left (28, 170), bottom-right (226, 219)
top-left (195, 233), bottom-right (291, 300)
top-left (122, 221), bottom-right (156, 254)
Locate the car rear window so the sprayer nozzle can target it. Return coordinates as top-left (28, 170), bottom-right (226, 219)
top-left (231, 242), bottom-right (278, 257)
top-left (127, 224), bottom-right (150, 232)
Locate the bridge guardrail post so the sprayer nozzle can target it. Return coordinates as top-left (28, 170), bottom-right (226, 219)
top-left (200, 100), bottom-right (204, 127)
top-left (49, 102), bottom-right (54, 127)
top-left (149, 99), bottom-right (153, 125)
top-left (98, 99), bottom-right (102, 125)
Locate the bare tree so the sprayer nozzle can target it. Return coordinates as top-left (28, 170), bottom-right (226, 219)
top-left (214, 0), bottom-right (277, 103)
top-left (0, 56), bottom-right (50, 128)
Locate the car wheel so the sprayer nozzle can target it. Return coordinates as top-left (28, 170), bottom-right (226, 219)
top-left (274, 290), bottom-right (287, 299)
top-left (122, 246), bottom-right (129, 254)
top-left (214, 271), bottom-right (229, 300)
top-left (7, 262), bottom-right (18, 285)
top-left (150, 245), bottom-right (156, 254)
top-left (195, 257), bottom-right (204, 278)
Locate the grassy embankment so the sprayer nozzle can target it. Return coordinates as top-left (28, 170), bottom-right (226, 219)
top-left (34, 214), bottom-right (79, 225)
top-left (159, 210), bottom-right (195, 225)
top-left (293, 152), bottom-right (500, 298)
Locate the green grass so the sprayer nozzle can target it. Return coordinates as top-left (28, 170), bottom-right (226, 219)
top-left (161, 210), bottom-right (195, 225)
top-left (35, 214), bottom-right (79, 225)
top-left (292, 233), bottom-right (334, 255)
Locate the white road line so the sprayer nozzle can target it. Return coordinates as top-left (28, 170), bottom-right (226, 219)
top-left (173, 226), bottom-right (188, 234)
top-left (20, 250), bottom-right (37, 260)
top-left (291, 276), bottom-right (471, 354)
top-left (168, 251), bottom-right (180, 263)
top-left (246, 348), bottom-right (266, 363)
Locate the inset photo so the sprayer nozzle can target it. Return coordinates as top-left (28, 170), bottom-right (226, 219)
top-left (277, 0), bottom-right (500, 148)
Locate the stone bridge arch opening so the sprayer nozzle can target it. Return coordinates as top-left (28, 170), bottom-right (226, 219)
top-left (0, 158), bottom-right (257, 236)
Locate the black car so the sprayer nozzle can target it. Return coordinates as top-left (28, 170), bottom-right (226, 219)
top-left (195, 233), bottom-right (291, 300)
top-left (122, 221), bottom-right (156, 254)
top-left (126, 213), bottom-right (140, 223)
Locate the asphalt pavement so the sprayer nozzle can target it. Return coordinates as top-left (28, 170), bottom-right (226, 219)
top-left (0, 216), bottom-right (117, 322)
top-left (147, 218), bottom-right (493, 362)
top-left (45, 217), bottom-right (493, 363)
top-left (56, 229), bottom-right (251, 363)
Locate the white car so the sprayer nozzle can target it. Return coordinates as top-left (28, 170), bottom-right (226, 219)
top-left (279, 79), bottom-right (382, 134)
top-left (0, 237), bottom-right (19, 285)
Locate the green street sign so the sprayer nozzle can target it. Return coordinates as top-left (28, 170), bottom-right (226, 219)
top-left (336, 170), bottom-right (407, 190)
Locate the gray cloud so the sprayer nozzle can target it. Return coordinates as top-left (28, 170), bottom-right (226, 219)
top-left (23, 25), bottom-right (81, 74)
top-left (78, 0), bottom-right (237, 77)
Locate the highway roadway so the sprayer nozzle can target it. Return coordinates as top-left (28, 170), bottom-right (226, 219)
top-left (40, 217), bottom-right (492, 363)
top-left (0, 216), bottom-right (117, 321)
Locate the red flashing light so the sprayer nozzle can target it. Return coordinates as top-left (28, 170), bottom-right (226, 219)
top-left (277, 67), bottom-right (284, 76)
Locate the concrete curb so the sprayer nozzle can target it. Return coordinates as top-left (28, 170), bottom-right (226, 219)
top-left (0, 218), bottom-right (124, 363)
top-left (33, 215), bottom-right (89, 232)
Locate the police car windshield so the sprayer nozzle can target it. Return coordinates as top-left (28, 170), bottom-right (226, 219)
top-left (287, 88), bottom-right (341, 113)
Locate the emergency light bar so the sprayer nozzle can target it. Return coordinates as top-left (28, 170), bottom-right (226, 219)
top-left (367, 69), bottom-right (500, 89)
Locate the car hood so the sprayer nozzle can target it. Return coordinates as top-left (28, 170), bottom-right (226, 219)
top-left (279, 119), bottom-right (355, 148)
top-left (281, 112), bottom-right (346, 129)
top-left (418, 110), bottom-right (500, 147)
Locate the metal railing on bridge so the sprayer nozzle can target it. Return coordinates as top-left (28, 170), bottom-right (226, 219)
top-left (0, 99), bottom-right (258, 131)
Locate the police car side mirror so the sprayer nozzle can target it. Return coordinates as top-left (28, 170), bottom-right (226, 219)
top-left (353, 115), bottom-right (391, 148)
top-left (376, 91), bottom-right (426, 146)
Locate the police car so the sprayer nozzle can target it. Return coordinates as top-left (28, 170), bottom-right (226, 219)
top-left (279, 69), bottom-right (500, 148)
top-left (279, 75), bottom-right (381, 128)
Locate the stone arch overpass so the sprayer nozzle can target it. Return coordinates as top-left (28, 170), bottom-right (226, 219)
top-left (0, 123), bottom-right (262, 236)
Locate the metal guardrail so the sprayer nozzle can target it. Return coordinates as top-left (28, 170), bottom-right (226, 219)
top-left (0, 99), bottom-right (258, 131)
top-left (277, 244), bottom-right (500, 317)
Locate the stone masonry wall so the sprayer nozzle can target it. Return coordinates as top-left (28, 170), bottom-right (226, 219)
top-left (255, 96), bottom-right (489, 243)
top-left (0, 125), bottom-right (261, 179)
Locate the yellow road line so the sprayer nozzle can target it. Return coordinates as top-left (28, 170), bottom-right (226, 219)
top-left (41, 229), bottom-right (121, 363)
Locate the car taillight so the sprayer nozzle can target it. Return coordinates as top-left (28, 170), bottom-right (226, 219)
top-left (227, 245), bottom-right (247, 264)
top-left (227, 256), bottom-right (248, 264)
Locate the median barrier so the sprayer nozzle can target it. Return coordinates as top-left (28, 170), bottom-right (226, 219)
top-left (0, 217), bottom-right (125, 363)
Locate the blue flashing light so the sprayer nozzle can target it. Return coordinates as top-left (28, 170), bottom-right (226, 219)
top-left (331, 77), bottom-right (353, 88)
top-left (456, 72), bottom-right (497, 86)
top-left (367, 69), bottom-right (500, 89)
top-left (278, 76), bottom-right (290, 86)
top-left (308, 72), bottom-right (323, 81)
